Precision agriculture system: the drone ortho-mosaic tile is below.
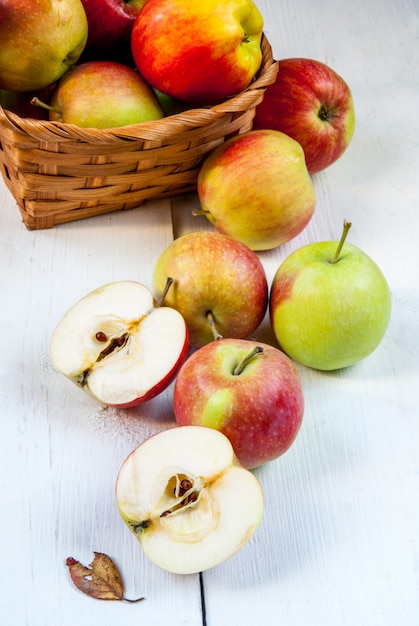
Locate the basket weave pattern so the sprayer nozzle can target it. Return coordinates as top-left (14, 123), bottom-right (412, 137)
top-left (0, 36), bottom-right (277, 230)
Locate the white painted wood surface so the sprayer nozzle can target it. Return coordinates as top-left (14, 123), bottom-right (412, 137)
top-left (1, 1), bottom-right (418, 624)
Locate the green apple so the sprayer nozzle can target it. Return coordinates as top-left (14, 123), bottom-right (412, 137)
top-left (269, 221), bottom-right (392, 370)
top-left (0, 0), bottom-right (88, 92)
top-left (115, 425), bottom-right (264, 574)
top-left (152, 231), bottom-right (268, 346)
top-left (196, 129), bottom-right (316, 251)
top-left (173, 338), bottom-right (304, 469)
top-left (37, 61), bottom-right (164, 128)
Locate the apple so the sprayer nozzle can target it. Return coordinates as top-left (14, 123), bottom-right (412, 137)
top-left (152, 231), bottom-right (268, 346)
top-left (252, 58), bottom-right (355, 174)
top-left (33, 61), bottom-right (164, 128)
top-left (196, 129), bottom-right (316, 251)
top-left (173, 338), bottom-right (304, 469)
top-left (79, 0), bottom-right (147, 63)
top-left (130, 0), bottom-right (264, 104)
top-left (269, 221), bottom-right (392, 371)
top-left (115, 425), bottom-right (264, 574)
top-left (49, 280), bottom-right (188, 407)
top-left (0, 0), bottom-right (88, 92)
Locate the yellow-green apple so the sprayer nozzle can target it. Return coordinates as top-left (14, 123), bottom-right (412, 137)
top-left (196, 129), bottom-right (316, 251)
top-left (79, 0), bottom-right (147, 63)
top-left (152, 231), bottom-right (268, 346)
top-left (130, 0), bottom-right (264, 104)
top-left (269, 221), bottom-right (392, 371)
top-left (253, 58), bottom-right (355, 174)
top-left (50, 280), bottom-right (188, 407)
top-left (35, 61), bottom-right (163, 128)
top-left (0, 0), bottom-right (88, 92)
top-left (115, 425), bottom-right (264, 574)
top-left (173, 338), bottom-right (304, 469)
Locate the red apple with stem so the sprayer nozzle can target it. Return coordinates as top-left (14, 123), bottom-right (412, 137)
top-left (173, 338), bottom-right (304, 469)
top-left (253, 58), bottom-right (355, 174)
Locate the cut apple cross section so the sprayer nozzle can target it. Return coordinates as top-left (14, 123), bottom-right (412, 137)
top-left (50, 280), bottom-right (188, 407)
top-left (115, 426), bottom-right (264, 574)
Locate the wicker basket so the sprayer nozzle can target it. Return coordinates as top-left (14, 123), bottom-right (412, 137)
top-left (0, 35), bottom-right (277, 230)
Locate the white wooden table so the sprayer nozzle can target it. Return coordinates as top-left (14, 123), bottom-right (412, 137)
top-left (1, 1), bottom-right (418, 624)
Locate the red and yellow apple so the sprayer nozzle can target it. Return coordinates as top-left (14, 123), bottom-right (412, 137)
top-left (130, 0), bottom-right (264, 104)
top-left (0, 0), bottom-right (88, 92)
top-left (253, 58), bottom-right (355, 174)
top-left (197, 129), bottom-right (316, 251)
top-left (152, 231), bottom-right (268, 346)
top-left (42, 61), bottom-right (163, 128)
top-left (173, 338), bottom-right (304, 469)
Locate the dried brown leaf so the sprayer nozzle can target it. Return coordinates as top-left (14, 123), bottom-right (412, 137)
top-left (66, 552), bottom-right (145, 603)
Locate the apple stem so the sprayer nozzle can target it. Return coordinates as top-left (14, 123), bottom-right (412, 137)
top-left (233, 346), bottom-right (264, 376)
top-left (30, 96), bottom-right (60, 114)
top-left (207, 311), bottom-right (223, 341)
top-left (157, 277), bottom-right (174, 307)
top-left (192, 208), bottom-right (211, 217)
top-left (331, 220), bottom-right (352, 264)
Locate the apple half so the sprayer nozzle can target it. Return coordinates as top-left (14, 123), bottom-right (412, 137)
top-left (115, 426), bottom-right (264, 574)
top-left (50, 280), bottom-right (188, 407)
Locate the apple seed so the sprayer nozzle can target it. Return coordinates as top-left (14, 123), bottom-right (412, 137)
top-left (95, 331), bottom-right (108, 342)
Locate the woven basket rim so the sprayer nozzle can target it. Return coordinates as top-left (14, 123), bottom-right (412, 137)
top-left (0, 34), bottom-right (277, 143)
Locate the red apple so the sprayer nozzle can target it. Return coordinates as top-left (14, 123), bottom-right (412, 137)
top-left (130, 0), bottom-right (264, 104)
top-left (152, 231), bottom-right (268, 346)
top-left (79, 0), bottom-right (147, 63)
top-left (173, 338), bottom-right (304, 469)
top-left (49, 280), bottom-right (188, 407)
top-left (41, 61), bottom-right (163, 128)
top-left (253, 58), bottom-right (355, 174)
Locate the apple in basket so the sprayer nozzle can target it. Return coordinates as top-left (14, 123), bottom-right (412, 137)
top-left (152, 231), bottom-right (268, 346)
top-left (49, 280), bottom-right (188, 407)
top-left (196, 129), bottom-right (316, 251)
top-left (115, 425), bottom-right (264, 574)
top-left (32, 61), bottom-right (164, 128)
top-left (269, 221), bottom-right (392, 370)
top-left (0, 0), bottom-right (88, 92)
top-left (173, 338), bottom-right (305, 469)
top-left (79, 0), bottom-right (147, 63)
top-left (253, 58), bottom-right (356, 174)
top-left (131, 0), bottom-right (264, 104)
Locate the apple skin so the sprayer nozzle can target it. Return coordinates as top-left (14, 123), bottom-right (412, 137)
top-left (0, 0), bottom-right (88, 92)
top-left (269, 240), bottom-right (392, 371)
top-left (197, 129), bottom-right (316, 251)
top-left (173, 338), bottom-right (304, 469)
top-left (152, 231), bottom-right (268, 346)
top-left (48, 61), bottom-right (164, 128)
top-left (252, 58), bottom-right (355, 174)
top-left (79, 0), bottom-right (147, 63)
top-left (115, 425), bottom-right (264, 574)
top-left (131, 0), bottom-right (264, 105)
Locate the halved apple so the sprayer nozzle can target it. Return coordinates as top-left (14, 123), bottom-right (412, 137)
top-left (50, 280), bottom-right (188, 407)
top-left (115, 425), bottom-right (264, 574)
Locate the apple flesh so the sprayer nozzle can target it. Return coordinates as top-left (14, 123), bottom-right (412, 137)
top-left (269, 222), bottom-right (392, 370)
top-left (173, 338), bottom-right (304, 469)
top-left (253, 58), bottom-right (355, 174)
top-left (50, 280), bottom-right (188, 407)
top-left (197, 129), bottom-right (316, 251)
top-left (42, 61), bottom-right (164, 128)
top-left (79, 0), bottom-right (147, 63)
top-left (131, 0), bottom-right (264, 104)
top-left (152, 231), bottom-right (268, 346)
top-left (0, 0), bottom-right (88, 92)
top-left (115, 425), bottom-right (264, 574)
